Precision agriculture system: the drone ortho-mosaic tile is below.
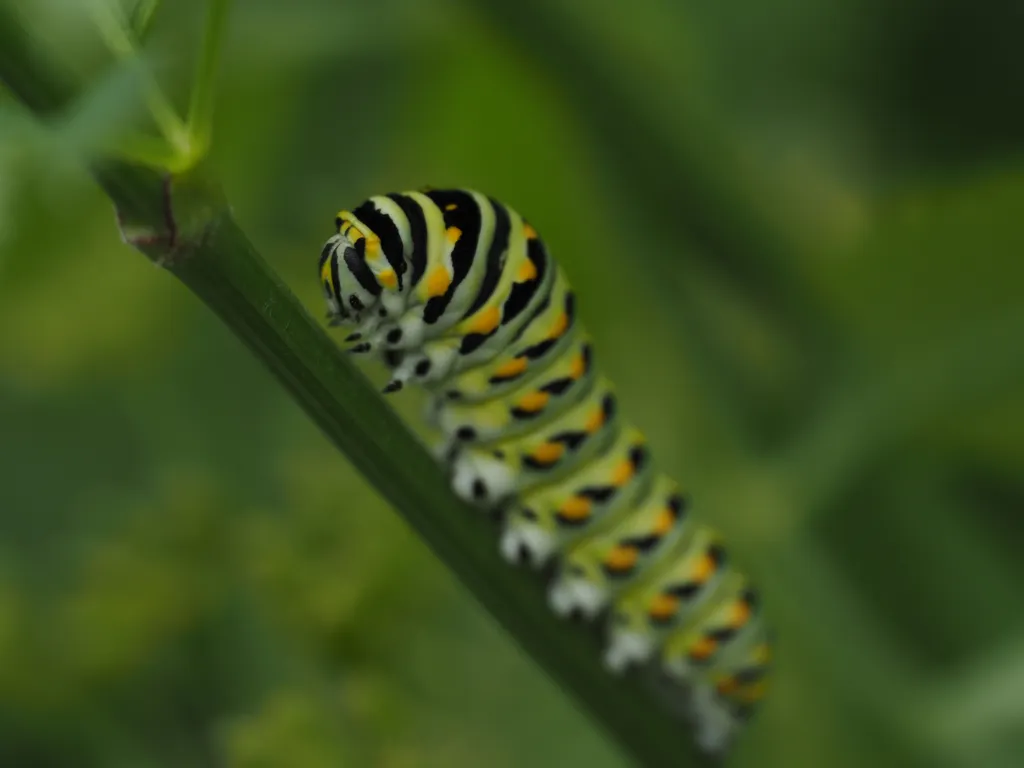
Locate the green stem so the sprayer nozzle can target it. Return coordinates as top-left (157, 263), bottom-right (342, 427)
top-left (0, 9), bottom-right (714, 766)
top-left (128, 0), bottom-right (163, 42)
top-left (106, 132), bottom-right (190, 171)
top-left (88, 0), bottom-right (190, 160)
top-left (186, 0), bottom-right (231, 161)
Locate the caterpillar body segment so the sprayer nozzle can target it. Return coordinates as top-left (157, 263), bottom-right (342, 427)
top-left (549, 473), bottom-right (689, 620)
top-left (430, 272), bottom-right (579, 403)
top-left (431, 332), bottom-right (596, 445)
top-left (319, 188), bottom-right (770, 757)
top-left (663, 610), bottom-right (771, 755)
top-left (500, 425), bottom-right (652, 568)
top-left (604, 527), bottom-right (730, 674)
top-left (448, 376), bottom-right (619, 507)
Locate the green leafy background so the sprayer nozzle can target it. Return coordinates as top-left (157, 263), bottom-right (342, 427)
top-left (1, 0), bottom-right (1022, 765)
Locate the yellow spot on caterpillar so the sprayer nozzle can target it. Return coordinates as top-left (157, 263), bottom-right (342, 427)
top-left (523, 223), bottom-right (538, 239)
top-left (753, 643), bottom-right (771, 664)
top-left (605, 545), bottom-right (638, 573)
top-left (558, 496), bottom-right (591, 521)
top-left (733, 680), bottom-right (768, 704)
top-left (731, 599), bottom-right (752, 628)
top-left (651, 508), bottom-right (675, 536)
top-left (321, 259), bottom-right (333, 286)
top-left (648, 593), bottom-right (679, 621)
top-left (716, 676), bottom-right (740, 696)
top-left (445, 203), bottom-right (458, 211)
top-left (517, 257), bottom-right (538, 282)
top-left (692, 552), bottom-right (717, 583)
top-left (584, 406), bottom-right (605, 433)
top-left (493, 357), bottom-right (528, 379)
top-left (425, 266), bottom-right (451, 298)
top-left (378, 269), bottom-right (398, 290)
top-left (530, 442), bottom-right (565, 465)
top-left (610, 459), bottom-right (634, 486)
top-left (446, 226), bottom-right (462, 245)
top-left (364, 236), bottom-right (382, 261)
top-left (465, 305), bottom-right (501, 334)
top-left (568, 351), bottom-right (586, 379)
top-left (689, 636), bottom-right (718, 661)
top-left (516, 391), bottom-right (550, 413)
top-left (549, 312), bottom-right (568, 339)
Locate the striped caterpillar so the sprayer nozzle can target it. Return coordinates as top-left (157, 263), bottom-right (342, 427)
top-left (319, 188), bottom-right (770, 755)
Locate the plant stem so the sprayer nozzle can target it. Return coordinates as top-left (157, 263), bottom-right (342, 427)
top-left (128, 0), bottom-right (163, 42)
top-left (186, 0), bottom-right (231, 161)
top-left (88, 0), bottom-right (190, 159)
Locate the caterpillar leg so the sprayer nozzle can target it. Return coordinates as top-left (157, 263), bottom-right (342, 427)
top-left (344, 319), bottom-right (386, 355)
top-left (382, 341), bottom-right (459, 394)
top-left (451, 451), bottom-right (516, 506)
top-left (370, 313), bottom-right (427, 351)
top-left (603, 628), bottom-right (656, 674)
top-left (688, 684), bottom-right (741, 756)
top-left (499, 512), bottom-right (558, 568)
top-left (549, 576), bottom-right (606, 620)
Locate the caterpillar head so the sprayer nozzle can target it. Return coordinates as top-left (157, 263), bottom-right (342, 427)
top-left (320, 212), bottom-right (393, 326)
top-left (319, 237), bottom-right (377, 326)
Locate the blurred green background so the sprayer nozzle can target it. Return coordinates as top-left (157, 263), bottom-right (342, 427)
top-left (1, 0), bottom-right (1023, 766)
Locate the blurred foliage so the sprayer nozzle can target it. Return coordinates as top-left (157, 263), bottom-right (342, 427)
top-left (1, 0), bottom-right (1023, 766)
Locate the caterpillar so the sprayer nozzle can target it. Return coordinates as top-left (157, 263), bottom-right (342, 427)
top-left (318, 188), bottom-right (771, 755)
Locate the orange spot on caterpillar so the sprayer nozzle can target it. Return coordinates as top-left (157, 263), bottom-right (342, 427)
top-left (584, 406), bottom-right (605, 433)
top-left (493, 357), bottom-right (528, 379)
top-left (465, 305), bottom-right (501, 334)
top-left (517, 257), bottom-right (538, 282)
top-left (716, 676), bottom-right (740, 696)
top-left (548, 311), bottom-right (568, 339)
top-left (516, 391), bottom-right (550, 413)
top-left (530, 442), bottom-right (565, 465)
top-left (425, 266), bottom-right (451, 298)
top-left (605, 545), bottom-right (639, 573)
top-left (568, 351), bottom-right (586, 379)
top-left (689, 636), bottom-right (718, 661)
top-left (692, 552), bottom-right (717, 582)
top-left (558, 496), bottom-right (591, 521)
top-left (610, 459), bottom-right (634, 486)
top-left (651, 507), bottom-right (676, 536)
top-left (731, 598), bottom-right (753, 629)
top-left (733, 680), bottom-right (768, 704)
top-left (648, 593), bottom-right (679, 621)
